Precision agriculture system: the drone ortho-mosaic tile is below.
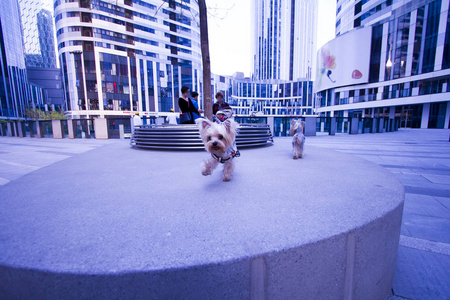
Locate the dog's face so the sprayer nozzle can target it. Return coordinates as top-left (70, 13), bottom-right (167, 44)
top-left (289, 119), bottom-right (304, 136)
top-left (197, 119), bottom-right (237, 155)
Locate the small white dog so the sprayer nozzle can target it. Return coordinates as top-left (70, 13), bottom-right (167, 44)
top-left (289, 119), bottom-right (305, 159)
top-left (197, 118), bottom-right (239, 181)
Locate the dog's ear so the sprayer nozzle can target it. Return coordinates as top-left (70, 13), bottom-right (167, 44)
top-left (196, 118), bottom-right (212, 132)
top-left (223, 119), bottom-right (234, 134)
top-left (289, 119), bottom-right (297, 136)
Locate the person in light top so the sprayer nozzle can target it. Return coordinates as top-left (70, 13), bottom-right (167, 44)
top-left (133, 112), bottom-right (142, 126)
top-left (167, 109), bottom-right (178, 125)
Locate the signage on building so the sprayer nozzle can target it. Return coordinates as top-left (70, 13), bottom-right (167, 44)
top-left (315, 27), bottom-right (371, 92)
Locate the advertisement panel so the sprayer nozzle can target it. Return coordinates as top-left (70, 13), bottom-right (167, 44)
top-left (315, 27), bottom-right (372, 92)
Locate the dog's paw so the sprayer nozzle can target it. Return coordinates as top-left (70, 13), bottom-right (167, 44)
top-left (293, 156), bottom-right (298, 160)
top-left (222, 174), bottom-right (232, 181)
top-left (298, 154), bottom-right (303, 158)
top-left (202, 168), bottom-right (211, 176)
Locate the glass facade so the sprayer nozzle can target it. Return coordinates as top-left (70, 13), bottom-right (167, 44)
top-left (229, 80), bottom-right (314, 117)
top-left (56, 0), bottom-right (202, 118)
top-left (369, 24), bottom-right (382, 83)
top-left (0, 0), bottom-right (45, 119)
top-left (421, 0), bottom-right (441, 73)
top-left (252, 0), bottom-right (317, 81)
top-left (18, 0), bottom-right (57, 68)
top-left (316, 0), bottom-right (450, 129)
top-left (428, 102), bottom-right (447, 128)
top-left (411, 7), bottom-right (425, 76)
top-left (443, 8), bottom-right (450, 69)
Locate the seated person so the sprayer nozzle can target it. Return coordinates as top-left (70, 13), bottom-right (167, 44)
top-left (212, 91), bottom-right (230, 115)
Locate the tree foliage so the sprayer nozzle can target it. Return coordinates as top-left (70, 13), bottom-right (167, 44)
top-left (25, 108), bottom-right (67, 120)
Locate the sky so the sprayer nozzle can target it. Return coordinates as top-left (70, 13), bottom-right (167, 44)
top-left (205, 0), bottom-right (337, 77)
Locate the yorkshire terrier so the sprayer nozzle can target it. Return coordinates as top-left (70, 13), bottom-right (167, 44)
top-left (197, 118), bottom-right (239, 181)
top-left (289, 119), bottom-right (305, 159)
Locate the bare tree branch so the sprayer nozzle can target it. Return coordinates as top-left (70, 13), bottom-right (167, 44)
top-left (154, 0), bottom-right (167, 17)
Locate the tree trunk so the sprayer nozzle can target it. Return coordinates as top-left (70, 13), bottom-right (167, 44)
top-left (197, 0), bottom-right (213, 121)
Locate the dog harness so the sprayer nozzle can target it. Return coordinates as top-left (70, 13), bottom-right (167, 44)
top-left (211, 150), bottom-right (240, 164)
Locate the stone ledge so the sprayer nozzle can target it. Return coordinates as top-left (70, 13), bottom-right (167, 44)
top-left (0, 139), bottom-right (404, 299)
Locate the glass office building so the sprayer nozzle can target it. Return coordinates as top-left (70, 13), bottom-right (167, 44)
top-left (17, 0), bottom-right (64, 110)
top-left (0, 0), bottom-right (45, 119)
top-left (316, 0), bottom-right (450, 129)
top-left (55, 0), bottom-right (202, 119)
top-left (19, 0), bottom-right (57, 68)
top-left (252, 0), bottom-right (317, 81)
top-left (229, 78), bottom-right (314, 117)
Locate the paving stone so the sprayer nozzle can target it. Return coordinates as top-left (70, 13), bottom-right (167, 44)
top-left (0, 177), bottom-right (10, 186)
top-left (404, 186), bottom-right (450, 198)
top-left (402, 214), bottom-right (450, 244)
top-left (434, 196), bottom-right (450, 210)
top-left (392, 246), bottom-right (450, 300)
top-left (403, 194), bottom-right (450, 219)
top-left (421, 174), bottom-right (450, 185)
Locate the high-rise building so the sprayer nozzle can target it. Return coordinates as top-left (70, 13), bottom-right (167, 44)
top-left (315, 0), bottom-right (450, 129)
top-left (336, 0), bottom-right (399, 37)
top-left (37, 9), bottom-right (57, 68)
top-left (18, 0), bottom-right (57, 68)
top-left (18, 0), bottom-right (64, 110)
top-left (252, 0), bottom-right (317, 81)
top-left (55, 0), bottom-right (202, 119)
top-left (0, 0), bottom-right (45, 119)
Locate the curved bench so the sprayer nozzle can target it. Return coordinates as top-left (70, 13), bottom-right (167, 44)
top-left (0, 140), bottom-right (404, 299)
top-left (131, 123), bottom-right (273, 150)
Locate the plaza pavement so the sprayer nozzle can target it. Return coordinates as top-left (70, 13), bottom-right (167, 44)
top-left (0, 138), bottom-right (112, 186)
top-left (307, 129), bottom-right (450, 299)
top-left (0, 129), bottom-right (449, 299)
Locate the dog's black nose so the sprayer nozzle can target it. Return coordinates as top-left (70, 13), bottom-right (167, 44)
top-left (212, 141), bottom-right (218, 146)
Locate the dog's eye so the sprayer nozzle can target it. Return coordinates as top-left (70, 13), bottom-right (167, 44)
top-left (207, 136), bottom-right (211, 141)
top-left (218, 135), bottom-right (223, 140)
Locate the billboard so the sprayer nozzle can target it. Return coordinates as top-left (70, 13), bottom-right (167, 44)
top-left (315, 27), bottom-right (372, 92)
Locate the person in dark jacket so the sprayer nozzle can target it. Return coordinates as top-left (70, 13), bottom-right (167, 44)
top-left (212, 91), bottom-right (230, 115)
top-left (178, 86), bottom-right (200, 124)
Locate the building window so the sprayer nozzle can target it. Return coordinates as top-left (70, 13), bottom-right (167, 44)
top-left (354, 17), bottom-right (361, 28)
top-left (354, 1), bottom-right (362, 15)
top-left (422, 0), bottom-right (441, 73)
top-left (443, 8), bottom-right (450, 69)
top-left (369, 24), bottom-right (383, 83)
top-left (385, 20), bottom-right (395, 81)
top-left (428, 102), bottom-right (447, 128)
top-left (412, 7), bottom-right (425, 75)
top-left (393, 13), bottom-right (410, 79)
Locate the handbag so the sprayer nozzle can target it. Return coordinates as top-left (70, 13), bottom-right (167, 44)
top-left (180, 112), bottom-right (192, 124)
top-left (180, 98), bottom-right (193, 124)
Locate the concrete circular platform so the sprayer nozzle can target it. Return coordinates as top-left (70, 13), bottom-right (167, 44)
top-left (0, 138), bottom-right (404, 299)
top-left (131, 123), bottom-right (274, 150)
